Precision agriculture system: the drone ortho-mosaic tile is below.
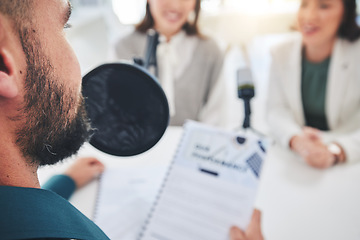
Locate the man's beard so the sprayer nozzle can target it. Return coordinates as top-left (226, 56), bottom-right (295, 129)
top-left (14, 28), bottom-right (92, 166)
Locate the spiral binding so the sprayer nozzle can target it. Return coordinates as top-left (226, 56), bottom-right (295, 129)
top-left (92, 173), bottom-right (104, 222)
top-left (137, 121), bottom-right (191, 240)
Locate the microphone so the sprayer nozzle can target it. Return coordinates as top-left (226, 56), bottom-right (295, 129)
top-left (134, 29), bottom-right (159, 77)
top-left (236, 68), bottom-right (255, 129)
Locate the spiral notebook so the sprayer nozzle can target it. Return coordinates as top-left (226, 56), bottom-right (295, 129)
top-left (138, 121), bottom-right (265, 240)
top-left (93, 164), bottom-right (168, 240)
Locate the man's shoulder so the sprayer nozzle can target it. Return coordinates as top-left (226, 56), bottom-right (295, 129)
top-left (0, 186), bottom-right (109, 240)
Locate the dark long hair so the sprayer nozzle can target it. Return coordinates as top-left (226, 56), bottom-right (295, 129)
top-left (136, 0), bottom-right (201, 36)
top-left (338, 0), bottom-right (360, 41)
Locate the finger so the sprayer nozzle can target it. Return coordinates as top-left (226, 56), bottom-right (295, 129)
top-left (75, 158), bottom-right (104, 176)
top-left (230, 226), bottom-right (247, 240)
top-left (91, 159), bottom-right (105, 170)
top-left (252, 209), bottom-right (261, 222)
top-left (305, 156), bottom-right (329, 169)
top-left (303, 127), bottom-right (321, 141)
top-left (80, 157), bottom-right (104, 168)
top-left (87, 162), bottom-right (105, 175)
top-left (303, 126), bottom-right (318, 135)
top-left (246, 209), bottom-right (264, 240)
top-left (303, 126), bottom-right (319, 134)
top-left (93, 163), bottom-right (105, 175)
top-left (84, 157), bottom-right (101, 165)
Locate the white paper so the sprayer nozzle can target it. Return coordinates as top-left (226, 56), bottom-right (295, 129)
top-left (94, 165), bottom-right (168, 240)
top-left (140, 121), bottom-right (265, 240)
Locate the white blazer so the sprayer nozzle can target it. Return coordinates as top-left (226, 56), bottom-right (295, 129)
top-left (267, 33), bottom-right (360, 163)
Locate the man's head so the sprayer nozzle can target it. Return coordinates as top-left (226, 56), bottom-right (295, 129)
top-left (0, 0), bottom-right (91, 167)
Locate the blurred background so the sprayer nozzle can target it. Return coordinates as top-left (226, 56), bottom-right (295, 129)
top-left (67, 0), bottom-right (304, 74)
top-left (67, 0), bottom-right (360, 133)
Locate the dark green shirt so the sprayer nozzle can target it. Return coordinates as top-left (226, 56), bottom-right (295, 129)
top-left (301, 56), bottom-right (331, 131)
top-left (0, 175), bottom-right (109, 240)
top-left (42, 174), bottom-right (76, 200)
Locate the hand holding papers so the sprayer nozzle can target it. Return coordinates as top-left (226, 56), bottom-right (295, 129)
top-left (140, 121), bottom-right (265, 240)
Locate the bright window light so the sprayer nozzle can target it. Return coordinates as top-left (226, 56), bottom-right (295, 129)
top-left (112, 0), bottom-right (147, 25)
top-left (201, 0), bottom-right (300, 15)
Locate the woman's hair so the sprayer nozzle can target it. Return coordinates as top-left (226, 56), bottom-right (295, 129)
top-left (136, 0), bottom-right (201, 36)
top-left (338, 0), bottom-right (360, 41)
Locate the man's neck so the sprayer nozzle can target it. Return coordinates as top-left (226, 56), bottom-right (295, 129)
top-left (0, 99), bottom-right (41, 188)
top-left (0, 143), bottom-right (40, 188)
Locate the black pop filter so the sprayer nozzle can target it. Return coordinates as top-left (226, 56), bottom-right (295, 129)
top-left (82, 62), bottom-right (169, 156)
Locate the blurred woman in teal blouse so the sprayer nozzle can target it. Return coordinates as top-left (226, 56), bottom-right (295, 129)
top-left (230, 0), bottom-right (360, 239)
top-left (266, 0), bottom-right (360, 169)
top-left (268, 0), bottom-right (360, 169)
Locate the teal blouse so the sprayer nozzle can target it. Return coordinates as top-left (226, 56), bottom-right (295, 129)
top-left (301, 56), bottom-right (331, 131)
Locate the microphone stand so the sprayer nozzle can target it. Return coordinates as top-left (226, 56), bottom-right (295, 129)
top-left (238, 84), bottom-right (254, 129)
top-left (236, 66), bottom-right (255, 129)
top-left (236, 68), bottom-right (271, 152)
top-left (133, 29), bottom-right (159, 78)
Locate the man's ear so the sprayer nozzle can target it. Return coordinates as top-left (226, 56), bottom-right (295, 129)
top-left (0, 49), bottom-right (18, 98)
top-left (0, 17), bottom-right (18, 99)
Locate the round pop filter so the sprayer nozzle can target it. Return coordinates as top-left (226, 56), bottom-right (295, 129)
top-left (82, 62), bottom-right (169, 156)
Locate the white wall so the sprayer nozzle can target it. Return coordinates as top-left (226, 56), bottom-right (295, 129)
top-left (66, 3), bottom-right (298, 132)
top-left (66, 3), bottom-right (297, 73)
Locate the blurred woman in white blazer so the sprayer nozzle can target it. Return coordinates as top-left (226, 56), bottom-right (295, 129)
top-left (230, 0), bottom-right (360, 239)
top-left (267, 0), bottom-right (360, 168)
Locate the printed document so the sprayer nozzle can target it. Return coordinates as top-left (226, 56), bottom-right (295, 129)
top-left (140, 121), bottom-right (265, 240)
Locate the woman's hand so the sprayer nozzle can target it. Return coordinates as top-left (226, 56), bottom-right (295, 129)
top-left (290, 127), bottom-right (335, 169)
top-left (64, 157), bottom-right (105, 189)
top-left (302, 141), bottom-right (334, 169)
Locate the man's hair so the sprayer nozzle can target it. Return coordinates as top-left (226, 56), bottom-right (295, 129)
top-left (0, 0), bottom-right (32, 33)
